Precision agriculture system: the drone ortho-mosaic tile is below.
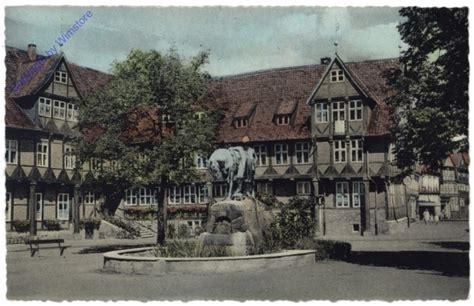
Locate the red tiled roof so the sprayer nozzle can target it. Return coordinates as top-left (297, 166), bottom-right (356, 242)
top-left (210, 58), bottom-right (398, 143)
top-left (449, 152), bottom-right (470, 167)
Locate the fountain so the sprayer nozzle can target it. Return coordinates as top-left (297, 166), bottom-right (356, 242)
top-left (201, 137), bottom-right (274, 255)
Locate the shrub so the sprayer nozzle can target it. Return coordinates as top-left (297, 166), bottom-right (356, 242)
top-left (152, 240), bottom-right (235, 258)
top-left (256, 193), bottom-right (283, 208)
top-left (261, 196), bottom-right (317, 250)
top-left (167, 223), bottom-right (176, 239)
top-left (80, 218), bottom-right (102, 230)
top-left (177, 224), bottom-right (190, 239)
top-left (43, 220), bottom-right (61, 231)
top-left (11, 220), bottom-right (30, 232)
top-left (313, 239), bottom-right (352, 261)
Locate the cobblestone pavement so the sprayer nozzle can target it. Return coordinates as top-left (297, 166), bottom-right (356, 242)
top-left (6, 220), bottom-right (470, 301)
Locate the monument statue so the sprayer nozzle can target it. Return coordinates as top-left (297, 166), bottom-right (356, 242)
top-left (208, 136), bottom-right (257, 199)
top-left (201, 136), bottom-right (274, 255)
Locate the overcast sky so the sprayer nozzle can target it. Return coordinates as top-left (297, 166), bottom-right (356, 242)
top-left (5, 6), bottom-right (404, 76)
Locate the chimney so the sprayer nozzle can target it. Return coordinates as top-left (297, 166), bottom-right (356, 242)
top-left (27, 44), bottom-right (37, 61)
top-left (320, 57), bottom-right (331, 65)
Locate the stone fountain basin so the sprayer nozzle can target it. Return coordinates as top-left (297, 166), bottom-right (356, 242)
top-left (103, 247), bottom-right (317, 275)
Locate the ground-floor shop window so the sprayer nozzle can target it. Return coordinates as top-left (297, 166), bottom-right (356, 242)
top-left (296, 181), bottom-right (311, 195)
top-left (336, 182), bottom-right (350, 207)
top-left (35, 193), bottom-right (43, 220)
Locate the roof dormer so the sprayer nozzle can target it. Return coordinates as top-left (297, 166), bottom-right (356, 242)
top-left (274, 100), bottom-right (297, 126)
top-left (233, 102), bottom-right (256, 128)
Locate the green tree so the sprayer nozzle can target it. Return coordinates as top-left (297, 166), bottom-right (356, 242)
top-left (386, 7), bottom-right (468, 172)
top-left (76, 49), bottom-right (219, 244)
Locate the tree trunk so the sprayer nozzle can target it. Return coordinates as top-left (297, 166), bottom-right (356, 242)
top-left (157, 175), bottom-right (168, 245)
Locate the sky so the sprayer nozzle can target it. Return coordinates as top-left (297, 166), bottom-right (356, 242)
top-left (5, 6), bottom-right (404, 76)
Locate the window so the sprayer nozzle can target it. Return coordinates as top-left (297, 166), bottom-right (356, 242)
top-left (84, 192), bottom-right (95, 205)
top-left (64, 145), bottom-right (76, 169)
top-left (330, 69), bottom-right (344, 82)
top-left (350, 139), bottom-right (363, 163)
top-left (38, 97), bottom-right (52, 117)
top-left (234, 118), bottom-right (248, 128)
top-left (254, 145), bottom-right (267, 166)
top-left (139, 188), bottom-right (157, 205)
top-left (90, 159), bottom-right (102, 171)
top-left (257, 182), bottom-right (273, 195)
top-left (352, 181), bottom-right (365, 208)
top-left (352, 224), bottom-right (360, 233)
top-left (349, 100), bottom-right (363, 121)
top-left (297, 182), bottom-right (311, 195)
top-left (54, 70), bottom-right (68, 84)
top-left (276, 115), bottom-right (290, 125)
top-left (36, 193), bottom-right (43, 220)
top-left (36, 142), bottom-right (48, 167)
top-left (334, 140), bottom-right (346, 163)
top-left (57, 193), bottom-right (70, 220)
top-left (125, 188), bottom-right (157, 205)
top-left (315, 103), bottom-right (329, 123)
top-left (213, 184), bottom-right (228, 198)
top-left (162, 114), bottom-right (173, 123)
top-left (199, 185), bottom-right (208, 203)
top-left (443, 170), bottom-right (455, 181)
top-left (169, 187), bottom-right (182, 204)
top-left (67, 103), bottom-right (79, 122)
top-left (336, 182), bottom-right (350, 207)
top-left (125, 189), bottom-right (138, 205)
top-left (275, 143), bottom-right (288, 165)
top-left (332, 101), bottom-right (345, 121)
top-left (183, 185), bottom-right (196, 204)
top-left (6, 192), bottom-right (11, 222)
top-left (195, 154), bottom-right (207, 169)
top-left (5, 139), bottom-right (18, 164)
top-left (295, 142), bottom-right (310, 164)
top-left (53, 100), bottom-right (66, 119)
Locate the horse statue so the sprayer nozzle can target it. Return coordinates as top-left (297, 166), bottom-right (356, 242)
top-left (208, 143), bottom-right (256, 199)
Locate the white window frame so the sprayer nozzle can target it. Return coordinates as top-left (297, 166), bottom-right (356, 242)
top-left (332, 101), bottom-right (345, 121)
top-left (235, 118), bottom-right (248, 128)
top-left (38, 97), bottom-right (52, 117)
top-left (213, 184), bottom-right (228, 198)
top-left (336, 182), bottom-right (350, 208)
top-left (315, 103), bottom-right (329, 123)
top-left (330, 69), bottom-right (344, 83)
top-left (195, 154), bottom-right (208, 169)
top-left (169, 186), bottom-right (182, 204)
top-left (57, 193), bottom-right (70, 220)
top-left (64, 144), bottom-right (76, 169)
top-left (84, 192), bottom-right (95, 205)
top-left (334, 140), bottom-right (346, 163)
top-left (195, 112), bottom-right (206, 120)
top-left (297, 181), bottom-right (311, 195)
top-left (349, 100), bottom-right (363, 121)
top-left (6, 192), bottom-right (12, 222)
top-left (54, 70), bottom-right (68, 84)
top-left (125, 189), bottom-right (138, 206)
top-left (53, 100), bottom-right (66, 119)
top-left (183, 185), bottom-right (196, 204)
top-left (36, 141), bottom-right (48, 167)
top-left (198, 185), bottom-right (208, 203)
top-left (295, 142), bottom-right (310, 164)
top-left (350, 139), bottom-right (363, 163)
top-left (352, 181), bottom-right (365, 208)
top-left (254, 145), bottom-right (267, 166)
top-left (6, 139), bottom-right (18, 164)
top-left (139, 187), bottom-right (156, 205)
top-left (276, 115), bottom-right (290, 125)
top-left (35, 192), bottom-right (43, 221)
top-left (257, 182), bottom-right (273, 195)
top-left (67, 103), bottom-right (79, 122)
top-left (275, 143), bottom-right (288, 165)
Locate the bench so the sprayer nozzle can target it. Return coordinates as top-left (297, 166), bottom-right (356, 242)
top-left (25, 238), bottom-right (70, 257)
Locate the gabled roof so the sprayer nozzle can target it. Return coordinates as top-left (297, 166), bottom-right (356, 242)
top-left (209, 57), bottom-right (398, 142)
top-left (5, 46), bottom-right (112, 131)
